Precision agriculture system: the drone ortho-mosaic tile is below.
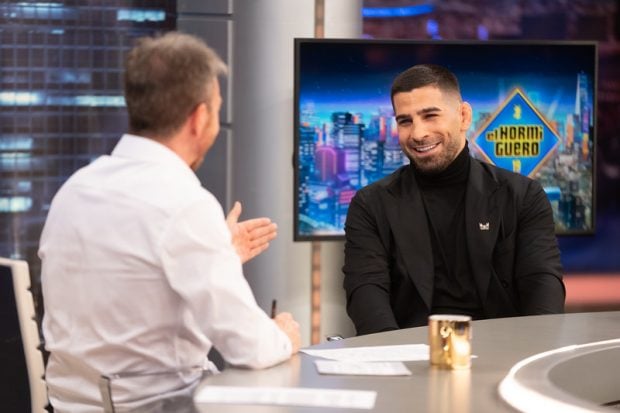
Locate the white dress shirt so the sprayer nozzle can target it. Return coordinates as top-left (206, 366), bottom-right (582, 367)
top-left (40, 134), bottom-right (291, 412)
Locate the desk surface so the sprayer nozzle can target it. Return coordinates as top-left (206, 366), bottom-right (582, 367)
top-left (195, 311), bottom-right (620, 412)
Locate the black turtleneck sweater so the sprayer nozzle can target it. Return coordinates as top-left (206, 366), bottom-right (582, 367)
top-left (414, 144), bottom-right (484, 318)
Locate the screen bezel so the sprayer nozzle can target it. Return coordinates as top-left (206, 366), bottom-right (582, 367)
top-left (293, 38), bottom-right (598, 241)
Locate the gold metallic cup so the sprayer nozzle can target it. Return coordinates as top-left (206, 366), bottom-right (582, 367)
top-left (429, 314), bottom-right (472, 370)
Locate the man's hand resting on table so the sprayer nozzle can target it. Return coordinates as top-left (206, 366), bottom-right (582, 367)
top-left (273, 312), bottom-right (301, 354)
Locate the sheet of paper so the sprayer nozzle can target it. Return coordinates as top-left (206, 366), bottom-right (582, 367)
top-left (194, 385), bottom-right (376, 410)
top-left (315, 360), bottom-right (412, 376)
top-left (301, 344), bottom-right (430, 362)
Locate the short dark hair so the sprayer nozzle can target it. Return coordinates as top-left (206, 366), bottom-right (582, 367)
top-left (124, 32), bottom-right (227, 138)
top-left (390, 64), bottom-right (461, 106)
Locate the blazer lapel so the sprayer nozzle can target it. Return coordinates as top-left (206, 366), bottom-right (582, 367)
top-left (465, 160), bottom-right (502, 302)
top-left (386, 166), bottom-right (434, 309)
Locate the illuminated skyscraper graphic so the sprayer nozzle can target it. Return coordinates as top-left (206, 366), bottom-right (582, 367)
top-left (0, 1), bottom-right (176, 311)
top-left (299, 124), bottom-right (316, 169)
top-left (316, 145), bottom-right (338, 182)
top-left (574, 71), bottom-right (593, 162)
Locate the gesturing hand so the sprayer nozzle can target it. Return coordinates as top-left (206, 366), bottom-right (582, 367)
top-left (226, 201), bottom-right (278, 264)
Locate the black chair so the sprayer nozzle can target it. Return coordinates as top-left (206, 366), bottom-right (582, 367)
top-left (0, 257), bottom-right (48, 412)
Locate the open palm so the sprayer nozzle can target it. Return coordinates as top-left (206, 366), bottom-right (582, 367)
top-left (226, 201), bottom-right (278, 264)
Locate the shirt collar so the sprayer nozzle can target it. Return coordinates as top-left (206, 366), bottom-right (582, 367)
top-left (111, 134), bottom-right (201, 185)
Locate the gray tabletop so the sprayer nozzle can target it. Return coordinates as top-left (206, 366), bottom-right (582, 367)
top-left (194, 311), bottom-right (620, 412)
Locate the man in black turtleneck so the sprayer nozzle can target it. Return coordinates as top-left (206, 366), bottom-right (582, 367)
top-left (343, 64), bottom-right (565, 336)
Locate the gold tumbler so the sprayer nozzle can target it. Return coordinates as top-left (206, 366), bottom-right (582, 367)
top-left (428, 314), bottom-right (472, 369)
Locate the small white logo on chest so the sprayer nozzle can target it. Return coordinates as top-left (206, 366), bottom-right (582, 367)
top-left (479, 222), bottom-right (490, 231)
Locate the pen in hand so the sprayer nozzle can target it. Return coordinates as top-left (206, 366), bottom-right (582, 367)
top-left (271, 299), bottom-right (277, 318)
top-left (270, 299), bottom-right (301, 354)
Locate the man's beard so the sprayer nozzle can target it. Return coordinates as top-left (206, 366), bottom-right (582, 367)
top-left (403, 136), bottom-right (462, 175)
top-left (407, 151), bottom-right (452, 174)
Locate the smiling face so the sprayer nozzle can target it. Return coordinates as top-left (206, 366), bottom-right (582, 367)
top-left (393, 85), bottom-right (472, 174)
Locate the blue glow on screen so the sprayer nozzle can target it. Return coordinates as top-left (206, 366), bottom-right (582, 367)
top-left (0, 92), bottom-right (124, 107)
top-left (0, 91), bottom-right (43, 105)
top-left (0, 196), bottom-right (32, 213)
top-left (2, 2), bottom-right (70, 19)
top-left (363, 4), bottom-right (434, 18)
top-left (0, 137), bottom-right (33, 151)
top-left (117, 9), bottom-right (166, 22)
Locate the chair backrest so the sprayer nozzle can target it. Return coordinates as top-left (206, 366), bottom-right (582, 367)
top-left (0, 257), bottom-right (48, 413)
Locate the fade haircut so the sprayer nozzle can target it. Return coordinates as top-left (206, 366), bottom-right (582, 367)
top-left (124, 31), bottom-right (227, 139)
top-left (390, 64), bottom-right (461, 107)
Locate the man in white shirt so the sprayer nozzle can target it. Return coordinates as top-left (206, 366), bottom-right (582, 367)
top-left (39, 32), bottom-right (301, 413)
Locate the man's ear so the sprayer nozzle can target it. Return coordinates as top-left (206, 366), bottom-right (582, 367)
top-left (189, 102), bottom-right (209, 137)
top-left (460, 101), bottom-right (473, 131)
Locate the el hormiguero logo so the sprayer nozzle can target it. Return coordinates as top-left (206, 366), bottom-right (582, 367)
top-left (471, 88), bottom-right (560, 177)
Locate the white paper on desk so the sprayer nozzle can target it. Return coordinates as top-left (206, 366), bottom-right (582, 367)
top-left (301, 344), bottom-right (430, 362)
top-left (194, 385), bottom-right (376, 410)
top-left (315, 360), bottom-right (412, 376)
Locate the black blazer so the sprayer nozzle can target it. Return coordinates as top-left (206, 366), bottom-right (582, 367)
top-left (343, 158), bottom-right (565, 335)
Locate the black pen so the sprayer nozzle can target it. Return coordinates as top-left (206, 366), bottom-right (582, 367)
top-left (270, 299), bottom-right (277, 318)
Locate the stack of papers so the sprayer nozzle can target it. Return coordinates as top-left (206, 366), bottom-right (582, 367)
top-left (315, 360), bottom-right (412, 376)
top-left (195, 386), bottom-right (377, 410)
top-left (301, 343), bottom-right (430, 362)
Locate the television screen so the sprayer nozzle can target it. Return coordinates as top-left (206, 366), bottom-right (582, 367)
top-left (294, 39), bottom-right (597, 240)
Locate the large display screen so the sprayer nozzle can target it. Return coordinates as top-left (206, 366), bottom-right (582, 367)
top-left (294, 39), bottom-right (597, 240)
